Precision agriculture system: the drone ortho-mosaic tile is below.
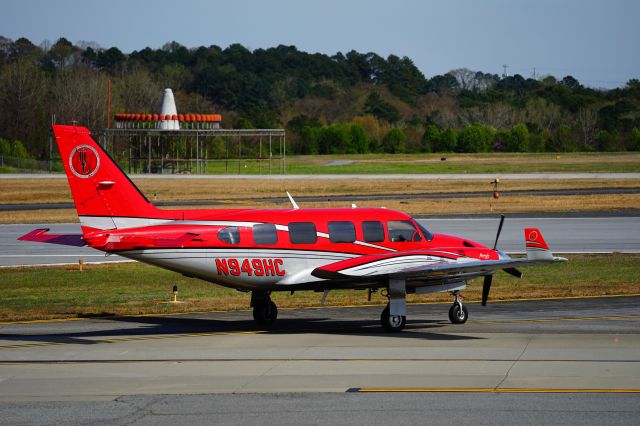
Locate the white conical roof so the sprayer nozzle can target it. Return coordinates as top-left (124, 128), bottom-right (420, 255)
top-left (160, 88), bottom-right (180, 130)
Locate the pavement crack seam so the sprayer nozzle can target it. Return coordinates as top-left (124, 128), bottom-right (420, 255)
top-left (233, 358), bottom-right (288, 394)
top-left (495, 334), bottom-right (533, 390)
top-left (117, 394), bottom-right (165, 425)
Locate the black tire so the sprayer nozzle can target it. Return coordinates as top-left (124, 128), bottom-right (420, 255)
top-left (253, 300), bottom-right (278, 325)
top-left (380, 304), bottom-right (406, 332)
top-left (448, 303), bottom-right (468, 324)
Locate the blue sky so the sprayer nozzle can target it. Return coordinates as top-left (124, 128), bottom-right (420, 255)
top-left (3, 0), bottom-right (639, 88)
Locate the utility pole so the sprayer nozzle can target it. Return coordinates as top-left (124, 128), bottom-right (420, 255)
top-left (532, 67), bottom-right (537, 79)
top-left (502, 64), bottom-right (509, 78)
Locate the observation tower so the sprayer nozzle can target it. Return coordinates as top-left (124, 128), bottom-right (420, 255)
top-left (94, 88), bottom-right (285, 175)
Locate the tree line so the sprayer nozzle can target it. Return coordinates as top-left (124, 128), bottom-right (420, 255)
top-left (0, 36), bottom-right (639, 160)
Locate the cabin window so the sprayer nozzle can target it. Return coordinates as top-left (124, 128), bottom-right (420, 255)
top-left (328, 221), bottom-right (356, 243)
top-left (253, 223), bottom-right (278, 245)
top-left (218, 226), bottom-right (240, 244)
top-left (388, 220), bottom-right (422, 242)
top-left (362, 221), bottom-right (385, 242)
top-left (289, 222), bottom-right (317, 244)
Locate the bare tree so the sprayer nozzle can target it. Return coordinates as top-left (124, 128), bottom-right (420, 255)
top-left (462, 103), bottom-right (519, 129)
top-left (112, 65), bottom-right (162, 113)
top-left (523, 98), bottom-right (562, 131)
top-left (51, 65), bottom-right (108, 129)
top-left (0, 58), bottom-right (47, 151)
top-left (448, 68), bottom-right (476, 91)
top-left (576, 107), bottom-right (598, 150)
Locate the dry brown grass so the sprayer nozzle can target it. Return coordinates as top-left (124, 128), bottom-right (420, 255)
top-left (136, 178), bottom-right (640, 202)
top-left (1, 177), bottom-right (639, 223)
top-left (1, 177), bottom-right (639, 203)
top-left (249, 194), bottom-right (640, 216)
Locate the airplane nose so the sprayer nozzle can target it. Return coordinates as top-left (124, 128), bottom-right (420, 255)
top-left (431, 233), bottom-right (489, 249)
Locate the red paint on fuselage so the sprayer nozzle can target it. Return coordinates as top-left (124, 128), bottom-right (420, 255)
top-left (81, 207), bottom-right (496, 261)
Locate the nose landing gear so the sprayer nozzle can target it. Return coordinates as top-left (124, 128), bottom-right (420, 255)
top-left (448, 290), bottom-right (468, 324)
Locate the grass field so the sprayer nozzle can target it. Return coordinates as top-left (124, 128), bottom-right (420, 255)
top-left (12, 151), bottom-right (640, 177)
top-left (201, 152), bottom-right (640, 175)
top-left (0, 254), bottom-right (637, 322)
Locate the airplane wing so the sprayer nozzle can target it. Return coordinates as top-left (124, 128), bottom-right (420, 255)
top-left (312, 228), bottom-right (566, 284)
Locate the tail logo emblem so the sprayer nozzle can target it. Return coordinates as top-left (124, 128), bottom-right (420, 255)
top-left (69, 145), bottom-right (100, 178)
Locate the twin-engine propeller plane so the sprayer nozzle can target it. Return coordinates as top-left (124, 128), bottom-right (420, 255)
top-left (20, 125), bottom-right (566, 332)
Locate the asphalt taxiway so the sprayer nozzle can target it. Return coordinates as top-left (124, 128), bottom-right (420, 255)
top-left (2, 299), bottom-right (639, 394)
top-left (0, 296), bottom-right (639, 424)
top-left (2, 215), bottom-right (639, 266)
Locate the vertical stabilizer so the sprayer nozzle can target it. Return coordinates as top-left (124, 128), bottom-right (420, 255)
top-left (524, 228), bottom-right (554, 261)
top-left (53, 125), bottom-right (166, 231)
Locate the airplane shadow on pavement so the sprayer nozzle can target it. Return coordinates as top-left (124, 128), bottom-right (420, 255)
top-left (0, 312), bottom-right (483, 347)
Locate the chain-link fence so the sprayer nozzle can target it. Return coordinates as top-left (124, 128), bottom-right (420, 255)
top-left (0, 155), bottom-right (63, 173)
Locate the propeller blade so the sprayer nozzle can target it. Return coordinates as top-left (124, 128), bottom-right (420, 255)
top-left (482, 275), bottom-right (492, 306)
top-left (504, 267), bottom-right (523, 278)
top-left (492, 214), bottom-right (506, 250)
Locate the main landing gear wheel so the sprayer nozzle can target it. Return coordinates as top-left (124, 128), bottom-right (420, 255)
top-left (448, 303), bottom-right (468, 324)
top-left (253, 300), bottom-right (278, 325)
top-left (380, 304), bottom-right (406, 332)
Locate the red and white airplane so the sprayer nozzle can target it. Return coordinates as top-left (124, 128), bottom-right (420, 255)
top-left (20, 125), bottom-right (566, 332)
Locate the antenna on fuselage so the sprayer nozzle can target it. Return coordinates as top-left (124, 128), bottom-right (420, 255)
top-left (286, 192), bottom-right (299, 209)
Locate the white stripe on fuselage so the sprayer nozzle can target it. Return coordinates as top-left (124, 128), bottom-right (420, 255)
top-left (339, 254), bottom-right (472, 277)
top-left (80, 215), bottom-right (396, 253)
top-left (80, 216), bottom-right (262, 230)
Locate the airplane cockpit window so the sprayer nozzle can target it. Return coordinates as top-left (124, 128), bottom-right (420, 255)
top-left (218, 226), bottom-right (240, 244)
top-left (328, 221), bottom-right (356, 243)
top-left (362, 221), bottom-right (385, 242)
top-left (253, 223), bottom-right (278, 245)
top-left (388, 220), bottom-right (422, 242)
top-left (415, 220), bottom-right (434, 241)
top-left (289, 222), bottom-right (317, 244)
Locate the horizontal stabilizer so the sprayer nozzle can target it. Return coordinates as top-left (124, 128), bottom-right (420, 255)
top-left (18, 229), bottom-right (85, 247)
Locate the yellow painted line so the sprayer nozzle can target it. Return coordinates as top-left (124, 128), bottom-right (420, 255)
top-left (0, 293), bottom-right (638, 326)
top-left (0, 342), bottom-right (67, 349)
top-left (478, 293), bottom-right (640, 304)
top-left (468, 313), bottom-right (640, 325)
top-left (0, 330), bottom-right (267, 349)
top-left (1, 358), bottom-right (639, 365)
top-left (0, 317), bottom-right (86, 325)
top-left (353, 387), bottom-right (640, 394)
top-left (297, 293), bottom-right (640, 310)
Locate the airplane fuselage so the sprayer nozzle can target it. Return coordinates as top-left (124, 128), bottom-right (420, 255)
top-left (79, 207), bottom-right (500, 292)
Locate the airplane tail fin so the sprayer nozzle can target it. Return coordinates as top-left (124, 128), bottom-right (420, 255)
top-left (53, 125), bottom-right (162, 231)
top-left (524, 228), bottom-right (566, 261)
